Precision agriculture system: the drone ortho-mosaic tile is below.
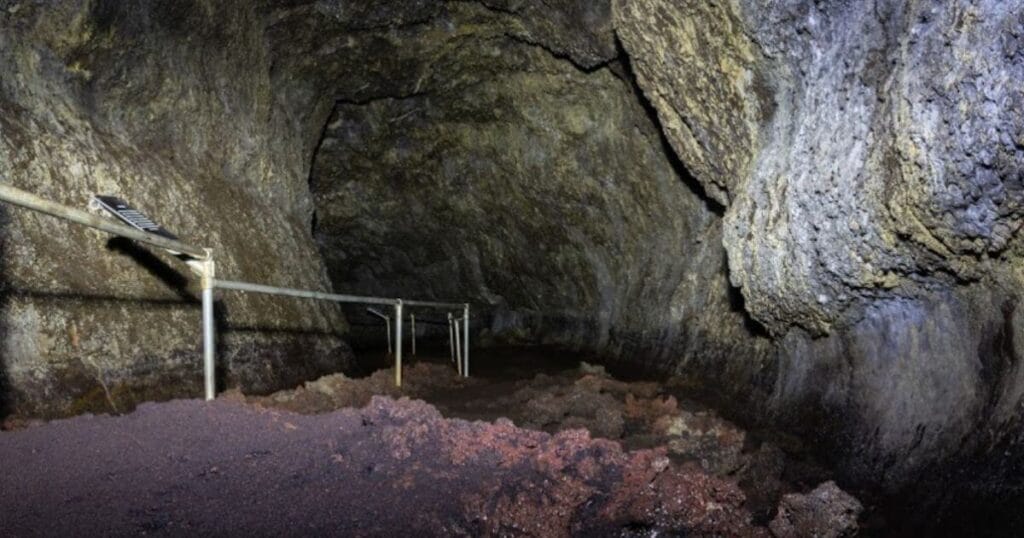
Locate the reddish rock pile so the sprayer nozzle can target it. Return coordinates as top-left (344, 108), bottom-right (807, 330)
top-left (230, 359), bottom-right (864, 535)
top-left (2, 395), bottom-right (766, 536)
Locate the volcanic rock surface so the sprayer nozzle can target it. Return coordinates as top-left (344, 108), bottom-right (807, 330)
top-left (1, 358), bottom-right (865, 537)
top-left (613, 0), bottom-right (1024, 517)
top-left (237, 355), bottom-right (853, 526)
top-left (1, 0), bottom-right (1023, 533)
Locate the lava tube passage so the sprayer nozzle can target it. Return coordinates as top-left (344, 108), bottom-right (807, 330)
top-left (2, 1), bottom-right (1023, 535)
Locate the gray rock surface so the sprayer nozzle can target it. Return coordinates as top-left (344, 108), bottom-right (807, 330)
top-left (616, 0), bottom-right (1024, 336)
top-left (0, 1), bottom-right (352, 417)
top-left (612, 0), bottom-right (1024, 506)
top-left (2, 0), bottom-right (1024, 530)
top-left (770, 481), bottom-right (862, 538)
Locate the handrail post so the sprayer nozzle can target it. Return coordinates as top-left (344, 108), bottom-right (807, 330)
top-left (385, 315), bottom-right (392, 355)
top-left (394, 300), bottom-right (403, 387)
top-left (366, 308), bottom-right (394, 355)
top-left (448, 312), bottom-right (456, 367)
top-left (410, 313), bottom-right (416, 356)
top-left (200, 250), bottom-right (216, 401)
top-left (463, 303), bottom-right (470, 378)
top-left (454, 316), bottom-right (462, 377)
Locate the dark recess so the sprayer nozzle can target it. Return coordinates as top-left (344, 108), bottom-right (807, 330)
top-left (613, 38), bottom-right (768, 338)
top-left (611, 35), bottom-right (726, 216)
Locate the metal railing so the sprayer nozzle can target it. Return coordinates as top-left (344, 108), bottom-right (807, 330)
top-left (366, 308), bottom-right (394, 354)
top-left (0, 183), bottom-right (207, 258)
top-left (0, 183), bottom-right (470, 401)
top-left (405, 300), bottom-right (470, 376)
top-left (209, 279), bottom-right (422, 389)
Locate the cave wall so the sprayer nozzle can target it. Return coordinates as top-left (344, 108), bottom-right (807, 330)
top-left (614, 0), bottom-right (1024, 502)
top-left (617, 0), bottom-right (1024, 336)
top-left (2, 0), bottom-right (1024, 520)
top-left (0, 0), bottom-right (354, 417)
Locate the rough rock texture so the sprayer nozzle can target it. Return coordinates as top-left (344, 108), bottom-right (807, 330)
top-left (0, 396), bottom-right (772, 536)
top-left (769, 481), bottom-right (862, 538)
top-left (308, 0), bottom-right (770, 375)
top-left (0, 1), bottom-right (352, 418)
top-left (234, 353), bottom-right (849, 526)
top-left (613, 0), bottom-right (769, 207)
top-left (617, 0), bottom-right (1024, 336)
top-left (613, 0), bottom-right (1024, 526)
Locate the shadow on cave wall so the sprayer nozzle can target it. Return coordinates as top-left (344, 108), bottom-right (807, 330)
top-left (724, 252), bottom-right (771, 338)
top-left (105, 237), bottom-right (351, 395)
top-left (614, 37), bottom-right (769, 340)
top-left (105, 237), bottom-right (198, 303)
top-left (612, 37), bottom-right (725, 217)
top-left (0, 226), bottom-right (350, 417)
top-left (105, 237), bottom-right (350, 386)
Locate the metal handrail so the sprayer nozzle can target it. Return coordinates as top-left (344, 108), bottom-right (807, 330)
top-left (215, 279), bottom-right (398, 306)
top-left (403, 299), bottom-right (466, 309)
top-left (0, 183), bottom-right (208, 259)
top-left (0, 182), bottom-right (470, 400)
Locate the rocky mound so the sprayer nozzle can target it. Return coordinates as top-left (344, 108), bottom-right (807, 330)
top-left (1, 394), bottom-right (862, 536)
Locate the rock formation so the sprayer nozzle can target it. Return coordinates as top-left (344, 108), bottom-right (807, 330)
top-left (0, 1), bottom-right (353, 416)
top-left (1, 0), bottom-right (1023, 531)
top-left (615, 0), bottom-right (1024, 517)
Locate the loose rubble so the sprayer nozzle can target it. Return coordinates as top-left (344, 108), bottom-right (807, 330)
top-left (2, 355), bottom-right (863, 536)
top-left (233, 357), bottom-right (864, 534)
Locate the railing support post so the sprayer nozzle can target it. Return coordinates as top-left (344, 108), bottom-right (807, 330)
top-left (448, 312), bottom-right (456, 368)
top-left (411, 313), bottom-right (416, 356)
top-left (463, 304), bottom-right (470, 378)
top-left (385, 315), bottom-right (392, 355)
top-left (454, 316), bottom-right (462, 377)
top-left (394, 300), bottom-right (403, 387)
top-left (200, 250), bottom-right (216, 401)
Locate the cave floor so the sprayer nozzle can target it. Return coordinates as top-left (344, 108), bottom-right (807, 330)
top-left (0, 346), bottom-right (861, 537)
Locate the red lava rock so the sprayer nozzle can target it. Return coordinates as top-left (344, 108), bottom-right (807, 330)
top-left (1, 355), bottom-right (861, 535)
top-left (625, 391), bottom-right (681, 424)
top-left (237, 357), bottom-right (846, 516)
top-left (0, 395), bottom-right (772, 536)
top-left (239, 360), bottom-right (745, 477)
top-left (240, 363), bottom-right (473, 415)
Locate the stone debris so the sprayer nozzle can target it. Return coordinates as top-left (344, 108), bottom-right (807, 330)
top-left (769, 481), bottom-right (864, 538)
top-left (1, 395), bottom-right (768, 536)
top-left (239, 358), bottom-right (863, 535)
